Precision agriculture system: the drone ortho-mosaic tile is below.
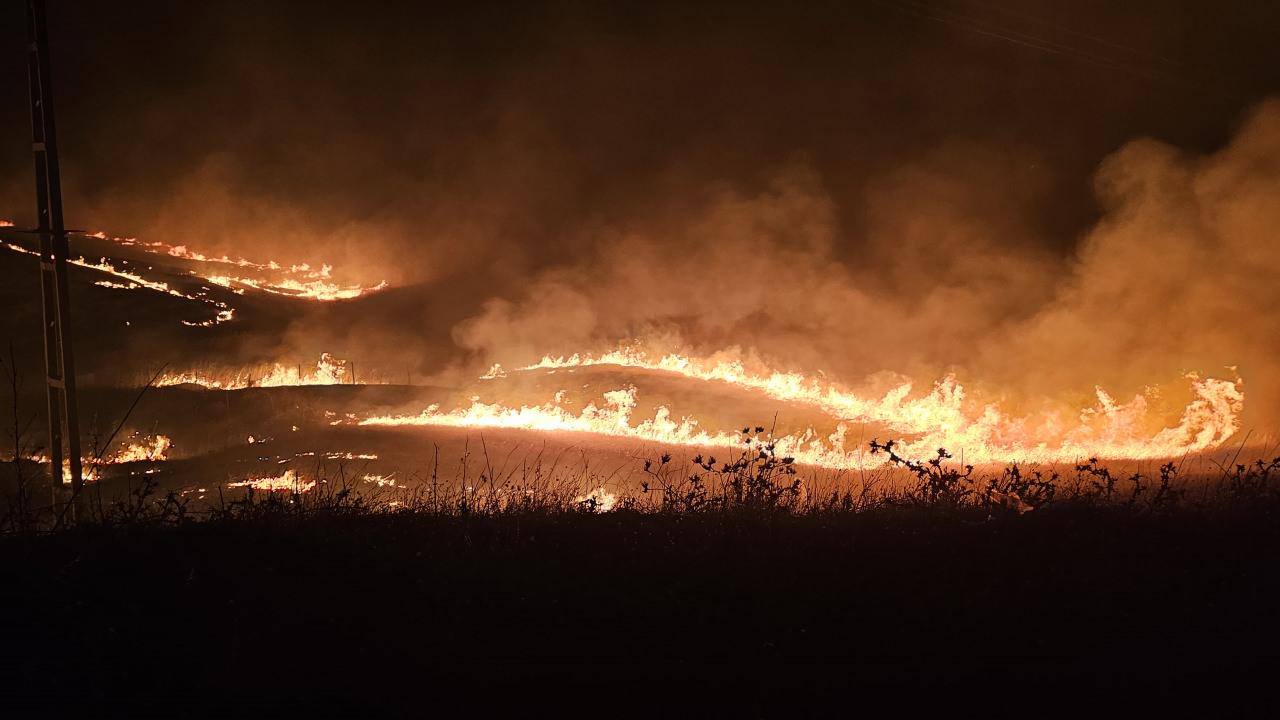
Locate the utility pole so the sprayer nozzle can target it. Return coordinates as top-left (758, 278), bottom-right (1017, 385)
top-left (25, 0), bottom-right (84, 513)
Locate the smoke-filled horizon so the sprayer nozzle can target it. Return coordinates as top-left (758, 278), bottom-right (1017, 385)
top-left (2, 0), bottom-right (1278, 429)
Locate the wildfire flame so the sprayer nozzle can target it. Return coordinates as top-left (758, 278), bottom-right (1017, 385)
top-left (204, 271), bottom-right (388, 301)
top-left (75, 255), bottom-right (237, 325)
top-left (2, 236), bottom-right (236, 325)
top-left (376, 346), bottom-right (1245, 466)
top-left (3, 221), bottom-right (386, 327)
top-left (228, 469), bottom-right (316, 493)
top-left (364, 473), bottom-right (397, 487)
top-left (2, 219), bottom-right (1250, 465)
top-left (25, 434), bottom-right (172, 484)
top-left (364, 385), bottom-right (876, 468)
top-left (109, 434), bottom-right (172, 463)
top-left (98, 230), bottom-right (386, 301)
top-left (157, 352), bottom-right (351, 389)
top-left (576, 487), bottom-right (618, 511)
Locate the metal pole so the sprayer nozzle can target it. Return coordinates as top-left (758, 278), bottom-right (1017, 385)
top-left (26, 0), bottom-right (84, 515)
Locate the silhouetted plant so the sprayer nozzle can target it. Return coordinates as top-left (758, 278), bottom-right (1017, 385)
top-left (707, 427), bottom-right (801, 509)
top-left (637, 428), bottom-right (802, 512)
top-left (1225, 456), bottom-right (1280, 501)
top-left (1151, 462), bottom-right (1182, 509)
top-left (869, 439), bottom-right (973, 506)
top-left (1074, 457), bottom-right (1117, 502)
top-left (985, 463), bottom-right (1056, 514)
top-left (9, 419), bottom-right (1280, 532)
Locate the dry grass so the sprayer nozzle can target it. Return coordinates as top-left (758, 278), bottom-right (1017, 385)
top-left (4, 427), bottom-right (1279, 533)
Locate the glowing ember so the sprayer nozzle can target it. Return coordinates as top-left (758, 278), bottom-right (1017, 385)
top-left (204, 271), bottom-right (388, 301)
top-left (326, 452), bottom-right (378, 460)
top-left (228, 469), bottom-right (316, 493)
top-left (363, 473), bottom-right (397, 487)
top-left (576, 487), bottom-right (618, 511)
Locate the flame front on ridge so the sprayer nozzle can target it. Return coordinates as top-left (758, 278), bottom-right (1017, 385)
top-left (375, 347), bottom-right (1244, 467)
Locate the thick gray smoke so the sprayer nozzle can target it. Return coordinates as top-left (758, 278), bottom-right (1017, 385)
top-left (455, 101), bottom-right (1280, 428)
top-left (993, 100), bottom-right (1280, 427)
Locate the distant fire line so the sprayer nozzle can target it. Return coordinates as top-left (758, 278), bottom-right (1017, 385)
top-left (156, 352), bottom-right (356, 389)
top-left (3, 220), bottom-right (388, 328)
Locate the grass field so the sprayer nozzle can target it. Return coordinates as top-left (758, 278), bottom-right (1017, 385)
top-left (3, 443), bottom-right (1279, 710)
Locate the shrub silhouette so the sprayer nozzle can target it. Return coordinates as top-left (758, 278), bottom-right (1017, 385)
top-left (5, 422), bottom-right (1280, 532)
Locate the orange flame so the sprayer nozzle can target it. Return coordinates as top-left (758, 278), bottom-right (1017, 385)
top-left (388, 346), bottom-right (1244, 466)
top-left (157, 353), bottom-right (352, 389)
top-left (24, 433), bottom-right (172, 484)
top-left (97, 229), bottom-right (386, 301)
top-left (228, 469), bottom-right (316, 493)
top-left (4, 222), bottom-right (386, 328)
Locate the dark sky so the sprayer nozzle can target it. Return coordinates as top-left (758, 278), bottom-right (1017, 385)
top-left (2, 0), bottom-right (1277, 263)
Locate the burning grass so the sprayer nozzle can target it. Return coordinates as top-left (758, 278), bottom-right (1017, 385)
top-left (477, 346), bottom-right (1246, 465)
top-left (155, 352), bottom-right (354, 389)
top-left (1, 220), bottom-right (1255, 473)
top-left (1, 221), bottom-right (387, 333)
top-left (5, 432), bottom-right (1279, 533)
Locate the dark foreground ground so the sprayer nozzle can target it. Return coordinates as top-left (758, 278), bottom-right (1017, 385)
top-left (2, 504), bottom-right (1279, 714)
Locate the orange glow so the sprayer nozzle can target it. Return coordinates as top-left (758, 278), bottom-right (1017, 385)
top-left (3, 222), bottom-right (386, 328)
top-left (27, 433), bottom-right (172, 484)
top-left (2, 219), bottom-right (1251, 466)
top-left (157, 352), bottom-right (352, 389)
top-left (575, 487), bottom-right (619, 511)
top-left (228, 469), bottom-right (316, 493)
top-left (363, 385), bottom-right (867, 468)
top-left (109, 434), bottom-right (172, 463)
top-left (381, 346), bottom-right (1244, 466)
top-left (96, 229), bottom-right (387, 301)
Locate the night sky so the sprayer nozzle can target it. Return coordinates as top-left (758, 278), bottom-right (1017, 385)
top-left (3, 1), bottom-right (1277, 256)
